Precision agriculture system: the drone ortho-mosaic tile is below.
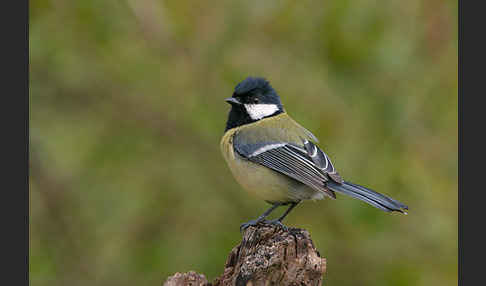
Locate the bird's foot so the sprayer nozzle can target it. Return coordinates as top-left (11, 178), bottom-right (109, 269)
top-left (263, 219), bottom-right (289, 232)
top-left (240, 218), bottom-right (265, 232)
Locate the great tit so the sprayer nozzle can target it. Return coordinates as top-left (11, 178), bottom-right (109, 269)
top-left (221, 77), bottom-right (408, 231)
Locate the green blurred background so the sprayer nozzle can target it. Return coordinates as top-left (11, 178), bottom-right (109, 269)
top-left (29, 0), bottom-right (457, 285)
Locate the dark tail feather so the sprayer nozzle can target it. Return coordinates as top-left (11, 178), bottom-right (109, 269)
top-left (327, 180), bottom-right (408, 214)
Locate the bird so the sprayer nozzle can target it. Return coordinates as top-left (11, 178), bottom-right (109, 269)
top-left (220, 76), bottom-right (408, 231)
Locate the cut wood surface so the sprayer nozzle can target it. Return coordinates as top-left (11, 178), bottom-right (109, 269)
top-left (163, 224), bottom-right (327, 286)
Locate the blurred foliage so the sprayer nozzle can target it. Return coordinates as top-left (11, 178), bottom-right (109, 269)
top-left (29, 0), bottom-right (457, 285)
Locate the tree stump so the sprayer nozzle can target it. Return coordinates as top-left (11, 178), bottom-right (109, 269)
top-left (163, 224), bottom-right (327, 286)
top-left (163, 271), bottom-right (210, 286)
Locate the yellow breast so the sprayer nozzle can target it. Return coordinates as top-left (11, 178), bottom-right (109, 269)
top-left (220, 118), bottom-right (315, 203)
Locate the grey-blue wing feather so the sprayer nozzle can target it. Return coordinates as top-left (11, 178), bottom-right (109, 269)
top-left (303, 140), bottom-right (343, 183)
top-left (232, 138), bottom-right (408, 213)
top-left (233, 140), bottom-right (336, 198)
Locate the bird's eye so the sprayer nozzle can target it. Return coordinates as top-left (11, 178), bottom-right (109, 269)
top-left (253, 97), bottom-right (259, 104)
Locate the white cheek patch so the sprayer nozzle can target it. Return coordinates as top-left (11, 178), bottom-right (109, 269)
top-left (244, 104), bottom-right (279, 120)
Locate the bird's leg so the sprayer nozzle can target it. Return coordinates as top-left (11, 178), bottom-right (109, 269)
top-left (240, 203), bottom-right (281, 232)
top-left (265, 201), bottom-right (300, 231)
top-left (277, 201), bottom-right (299, 222)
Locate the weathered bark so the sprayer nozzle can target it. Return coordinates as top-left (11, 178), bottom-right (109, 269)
top-left (163, 271), bottom-right (210, 286)
top-left (163, 224), bottom-right (326, 286)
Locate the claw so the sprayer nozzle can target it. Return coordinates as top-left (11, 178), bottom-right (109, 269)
top-left (264, 219), bottom-right (289, 232)
top-left (240, 218), bottom-right (264, 232)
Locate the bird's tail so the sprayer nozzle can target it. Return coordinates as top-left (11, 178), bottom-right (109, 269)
top-left (327, 180), bottom-right (408, 214)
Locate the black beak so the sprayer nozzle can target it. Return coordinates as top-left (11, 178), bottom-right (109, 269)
top-left (225, 97), bottom-right (242, 105)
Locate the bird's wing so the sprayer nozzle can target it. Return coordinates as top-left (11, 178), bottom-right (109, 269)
top-left (234, 139), bottom-right (342, 198)
top-left (301, 139), bottom-right (343, 184)
top-left (229, 113), bottom-right (408, 213)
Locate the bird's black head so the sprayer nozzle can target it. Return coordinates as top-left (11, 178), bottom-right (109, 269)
top-left (224, 77), bottom-right (284, 131)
